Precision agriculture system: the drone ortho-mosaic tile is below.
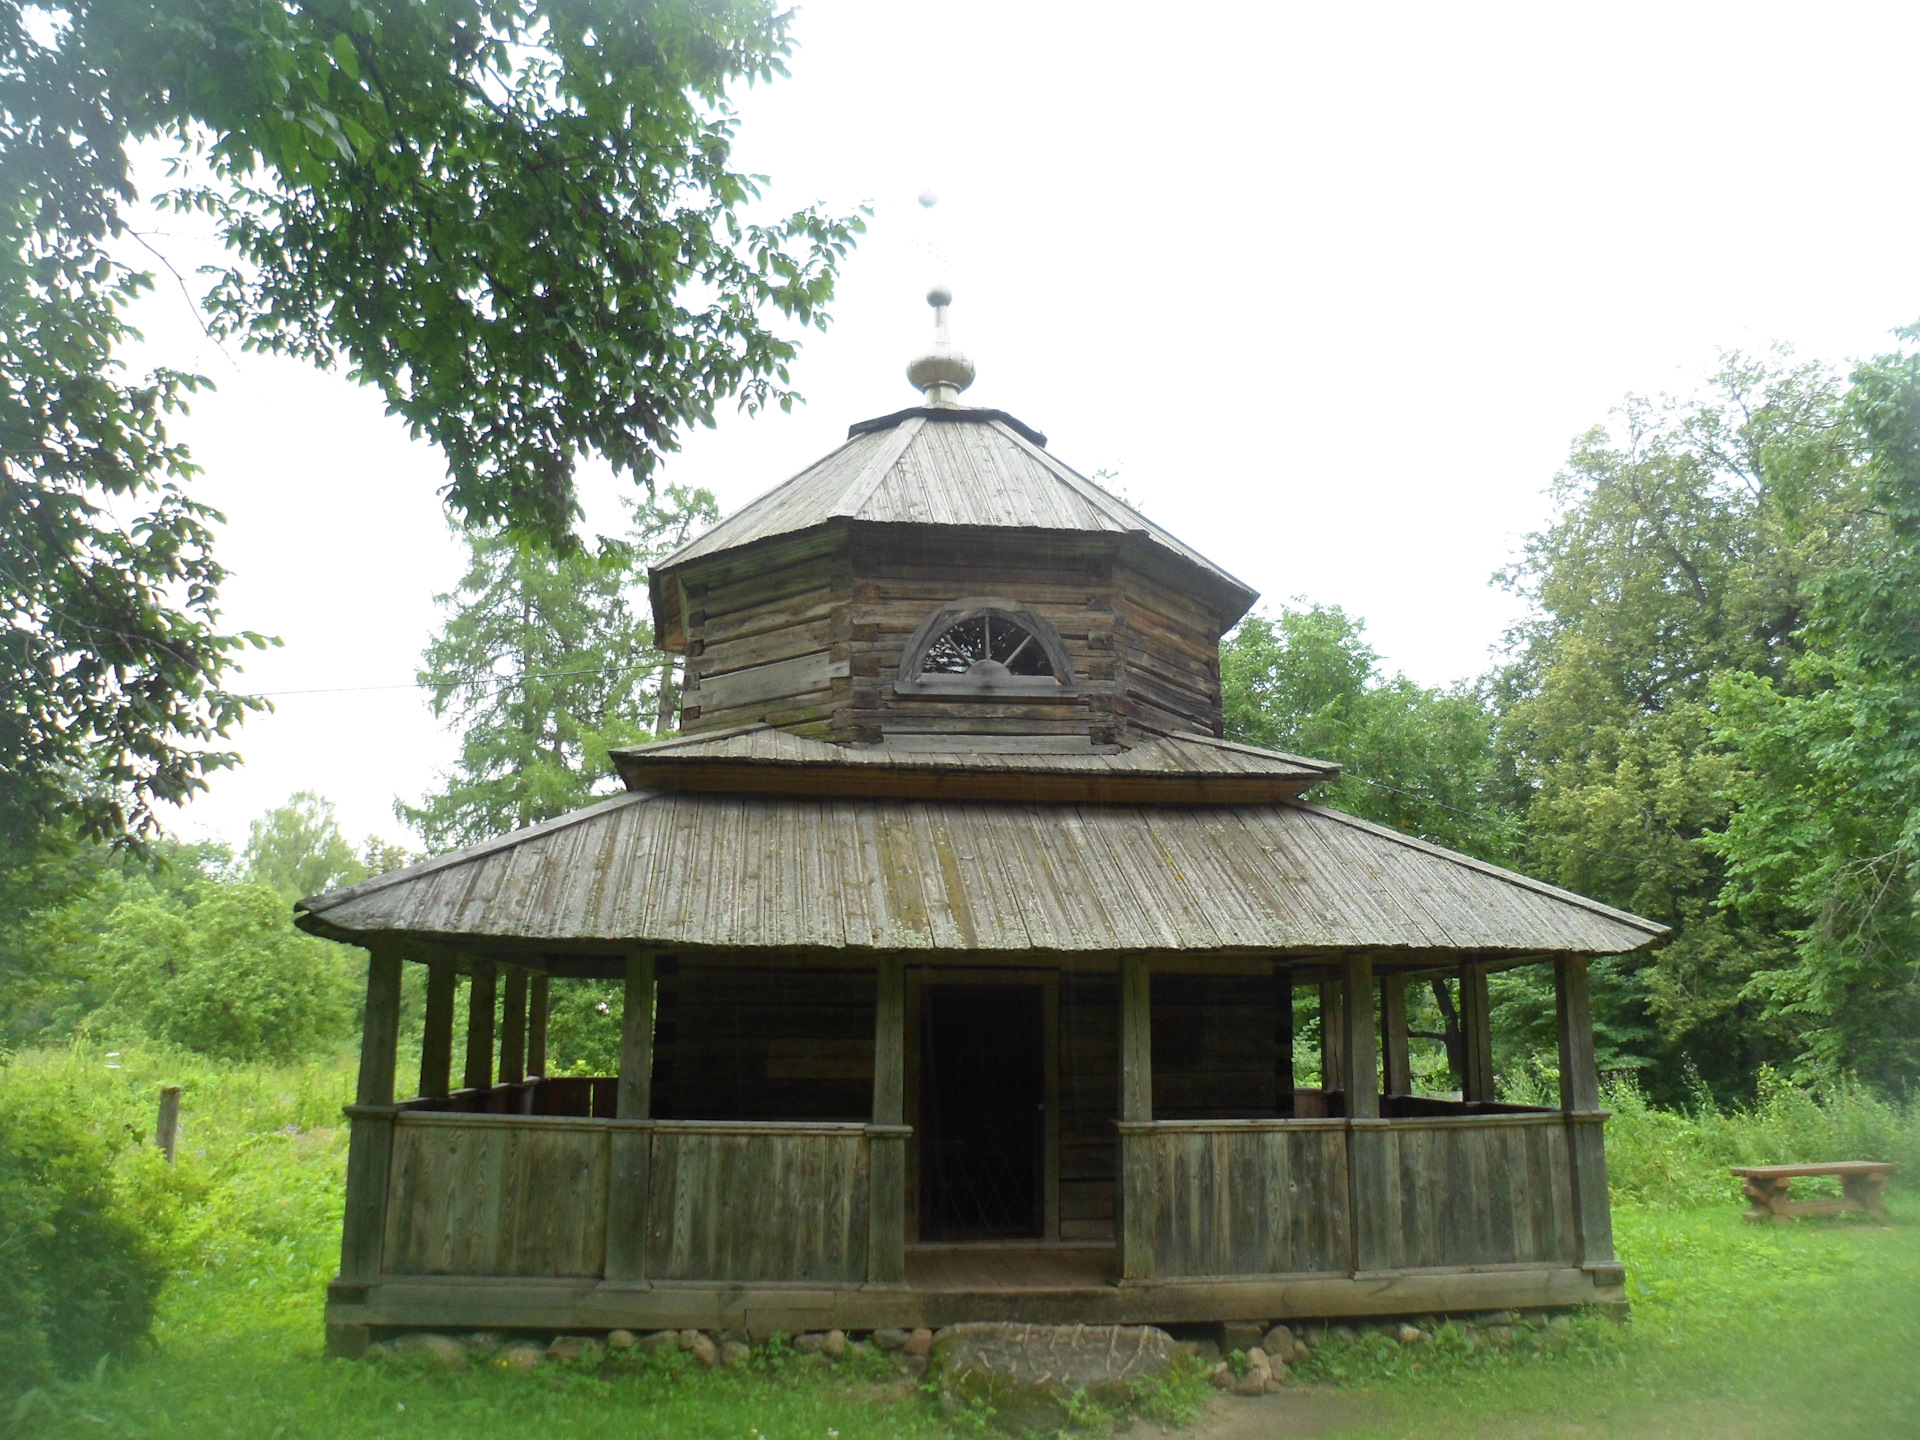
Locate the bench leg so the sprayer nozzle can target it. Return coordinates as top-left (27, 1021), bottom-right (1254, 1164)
top-left (1844, 1172), bottom-right (1890, 1220)
top-left (1742, 1176), bottom-right (1792, 1223)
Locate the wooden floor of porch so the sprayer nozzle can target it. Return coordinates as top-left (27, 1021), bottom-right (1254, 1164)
top-left (906, 1243), bottom-right (1116, 1292)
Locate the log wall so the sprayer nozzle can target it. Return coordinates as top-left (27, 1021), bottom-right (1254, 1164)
top-left (671, 523), bottom-right (1237, 745)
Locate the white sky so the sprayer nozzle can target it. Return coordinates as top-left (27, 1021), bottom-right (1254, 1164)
top-left (122, 0), bottom-right (1920, 854)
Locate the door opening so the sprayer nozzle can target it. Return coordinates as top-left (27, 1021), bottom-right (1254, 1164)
top-left (920, 985), bottom-right (1044, 1241)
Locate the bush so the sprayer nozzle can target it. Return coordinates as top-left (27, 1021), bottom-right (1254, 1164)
top-left (0, 1074), bottom-right (168, 1391)
top-left (1604, 1069), bottom-right (1920, 1207)
top-left (93, 882), bottom-right (357, 1061)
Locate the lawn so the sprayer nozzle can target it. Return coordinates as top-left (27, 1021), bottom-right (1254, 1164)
top-left (8, 1045), bottom-right (1918, 1439)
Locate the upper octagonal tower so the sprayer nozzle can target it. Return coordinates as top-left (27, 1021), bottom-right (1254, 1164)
top-left (647, 291), bottom-right (1258, 750)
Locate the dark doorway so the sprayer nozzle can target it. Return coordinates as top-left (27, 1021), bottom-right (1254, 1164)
top-left (920, 985), bottom-right (1044, 1241)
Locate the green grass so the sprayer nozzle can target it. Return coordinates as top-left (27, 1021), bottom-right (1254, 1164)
top-left (7, 1043), bottom-right (1918, 1439)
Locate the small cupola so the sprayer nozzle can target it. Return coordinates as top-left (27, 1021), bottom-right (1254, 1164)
top-left (648, 288), bottom-right (1257, 750)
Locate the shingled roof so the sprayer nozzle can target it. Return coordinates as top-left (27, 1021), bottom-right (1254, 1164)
top-left (651, 409), bottom-right (1255, 611)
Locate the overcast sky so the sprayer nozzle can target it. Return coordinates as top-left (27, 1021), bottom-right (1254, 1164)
top-left (121, 0), bottom-right (1920, 855)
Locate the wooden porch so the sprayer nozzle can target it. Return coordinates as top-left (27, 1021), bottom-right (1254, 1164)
top-left (324, 949), bottom-right (1624, 1351)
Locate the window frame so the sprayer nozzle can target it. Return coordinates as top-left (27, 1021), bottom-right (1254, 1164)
top-left (894, 598), bottom-right (1080, 697)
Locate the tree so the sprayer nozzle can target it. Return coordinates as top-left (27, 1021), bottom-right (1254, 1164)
top-left (1710, 328), bottom-right (1920, 1087)
top-left (1, 0), bottom-right (860, 847)
top-left (400, 484), bottom-right (718, 851)
top-left (1491, 351), bottom-right (1870, 1098)
top-left (1222, 604), bottom-right (1514, 860)
top-left (242, 791), bottom-right (366, 902)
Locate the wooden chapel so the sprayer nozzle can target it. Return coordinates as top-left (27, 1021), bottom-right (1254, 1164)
top-left (303, 287), bottom-right (1666, 1355)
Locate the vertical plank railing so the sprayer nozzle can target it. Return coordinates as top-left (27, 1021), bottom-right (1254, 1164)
top-left (341, 947), bottom-right (402, 1283)
top-left (1117, 954), bottom-right (1153, 1281)
top-left (419, 953), bottom-right (456, 1099)
top-left (1380, 974), bottom-right (1411, 1097)
top-left (526, 973), bottom-right (550, 1077)
top-left (1461, 961), bottom-right (1495, 1103)
top-left (499, 965), bottom-right (527, 1084)
top-left (463, 959), bottom-right (497, 1092)
top-left (867, 956), bottom-right (907, 1284)
top-left (606, 950), bottom-right (656, 1285)
top-left (1556, 957), bottom-right (1618, 1275)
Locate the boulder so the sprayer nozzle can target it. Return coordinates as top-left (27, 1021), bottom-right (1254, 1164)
top-left (1223, 1321), bottom-right (1265, 1354)
top-left (639, 1330), bottom-right (679, 1353)
top-left (1260, 1324), bottom-right (1297, 1363)
top-left (500, 1342), bottom-right (545, 1372)
top-left (793, 1332), bottom-right (828, 1355)
top-left (822, 1328), bottom-right (848, 1360)
top-left (904, 1327), bottom-right (934, 1357)
top-left (720, 1340), bottom-right (752, 1369)
top-left (464, 1331), bottom-right (507, 1355)
top-left (548, 1335), bottom-right (603, 1363)
top-left (873, 1328), bottom-right (910, 1351)
top-left (687, 1333), bottom-right (720, 1368)
top-left (930, 1322), bottom-right (1177, 1432)
top-left (606, 1329), bottom-right (637, 1351)
top-left (1395, 1324), bottom-right (1428, 1345)
top-left (392, 1332), bottom-right (467, 1369)
top-left (678, 1329), bottom-right (705, 1351)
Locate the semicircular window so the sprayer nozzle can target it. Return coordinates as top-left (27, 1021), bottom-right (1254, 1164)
top-left (921, 613), bottom-right (1055, 680)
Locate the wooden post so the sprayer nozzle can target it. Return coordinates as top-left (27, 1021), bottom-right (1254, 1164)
top-left (1274, 961), bottom-right (1295, 1117)
top-left (1461, 962), bottom-right (1495, 1103)
top-left (499, 965), bottom-right (527, 1084)
top-left (617, 952), bottom-right (655, 1119)
top-left (155, 1085), bottom-right (181, 1162)
top-left (1319, 980), bottom-right (1346, 1098)
top-left (1380, 974), bottom-right (1411, 1098)
top-left (463, 959), bottom-right (497, 1092)
top-left (1117, 954), bottom-right (1153, 1280)
top-left (340, 948), bottom-right (401, 1283)
top-left (867, 956), bottom-right (907, 1284)
top-left (1556, 957), bottom-right (1617, 1269)
top-left (527, 973), bottom-right (550, 1077)
top-left (1340, 953), bottom-right (1379, 1119)
top-left (606, 951), bottom-right (658, 1285)
top-left (419, 954), bottom-right (456, 1099)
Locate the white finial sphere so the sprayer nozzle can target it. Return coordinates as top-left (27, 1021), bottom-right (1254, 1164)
top-left (927, 283), bottom-right (952, 307)
top-left (917, 188), bottom-right (939, 208)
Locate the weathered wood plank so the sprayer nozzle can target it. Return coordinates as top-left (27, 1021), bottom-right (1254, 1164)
top-left (463, 960), bottom-right (496, 1092)
top-left (419, 954), bottom-right (456, 1099)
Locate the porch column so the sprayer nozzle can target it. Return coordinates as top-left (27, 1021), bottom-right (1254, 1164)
top-left (340, 947), bottom-right (401, 1283)
top-left (1318, 979), bottom-right (1346, 1099)
top-left (1461, 962), bottom-right (1495, 1103)
top-left (1274, 961), bottom-right (1295, 1117)
top-left (418, 952), bottom-right (456, 1099)
top-left (462, 959), bottom-right (497, 1092)
top-left (1555, 957), bottom-right (1618, 1271)
top-left (1339, 953), bottom-right (1379, 1119)
top-left (1117, 954), bottom-right (1152, 1280)
top-left (1379, 973), bottom-right (1411, 1098)
top-left (526, 973), bottom-right (550, 1077)
top-left (499, 966), bottom-right (528, 1084)
top-left (606, 951), bottom-right (656, 1285)
top-left (867, 956), bottom-right (907, 1284)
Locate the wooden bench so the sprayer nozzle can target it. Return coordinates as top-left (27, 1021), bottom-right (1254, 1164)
top-left (1730, 1162), bottom-right (1896, 1223)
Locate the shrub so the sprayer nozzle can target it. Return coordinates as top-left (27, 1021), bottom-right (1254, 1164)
top-left (0, 1075), bottom-right (168, 1391)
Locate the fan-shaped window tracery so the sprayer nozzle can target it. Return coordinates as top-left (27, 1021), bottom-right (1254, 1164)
top-left (921, 614), bottom-right (1055, 679)
top-left (895, 599), bottom-right (1078, 696)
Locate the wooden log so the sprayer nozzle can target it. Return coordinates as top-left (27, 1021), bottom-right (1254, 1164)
top-left (155, 1084), bottom-right (181, 1163)
top-left (419, 955), bottom-right (456, 1099)
top-left (618, 952), bottom-right (656, 1120)
top-left (1318, 981), bottom-right (1346, 1096)
top-left (1340, 955), bottom-right (1378, 1120)
top-left (527, 973), bottom-right (550, 1077)
top-left (1554, 957), bottom-right (1616, 1268)
top-left (499, 966), bottom-right (528, 1084)
top-left (341, 948), bottom-right (403, 1283)
top-left (1118, 955), bottom-right (1153, 1281)
top-left (1380, 974), bottom-right (1411, 1097)
top-left (1461, 962), bottom-right (1495, 1104)
top-left (1274, 962), bottom-right (1294, 1117)
top-left (463, 960), bottom-right (497, 1093)
top-left (868, 956), bottom-right (906, 1284)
